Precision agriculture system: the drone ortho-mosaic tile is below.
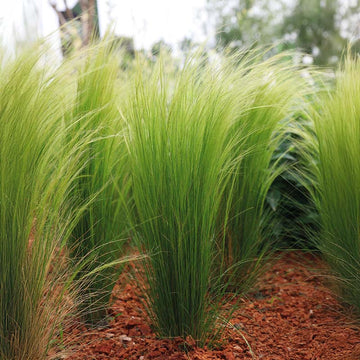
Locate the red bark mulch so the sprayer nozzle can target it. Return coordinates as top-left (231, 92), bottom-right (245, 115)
top-left (57, 252), bottom-right (360, 359)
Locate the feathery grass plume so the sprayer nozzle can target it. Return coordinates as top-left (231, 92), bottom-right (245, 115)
top-left (304, 52), bottom-right (360, 311)
top-left (123, 52), bottom-right (241, 344)
top-left (0, 44), bottom-right (87, 360)
top-left (67, 41), bottom-right (132, 325)
top-left (219, 49), bottom-right (310, 290)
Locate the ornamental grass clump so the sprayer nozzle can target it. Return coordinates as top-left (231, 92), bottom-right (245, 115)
top-left (67, 42), bottom-right (132, 325)
top-left (0, 46), bottom-right (85, 360)
top-left (124, 54), bottom-right (239, 344)
top-left (124, 50), bottom-right (313, 344)
top-left (304, 53), bottom-right (360, 311)
top-left (220, 51), bottom-right (311, 289)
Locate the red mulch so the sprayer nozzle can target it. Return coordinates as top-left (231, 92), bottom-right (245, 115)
top-left (56, 252), bottom-right (360, 359)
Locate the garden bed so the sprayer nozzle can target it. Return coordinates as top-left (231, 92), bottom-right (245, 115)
top-left (57, 252), bottom-right (360, 359)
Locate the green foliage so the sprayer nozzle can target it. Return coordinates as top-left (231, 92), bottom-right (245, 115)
top-left (151, 39), bottom-right (173, 57)
top-left (6, 34), bottom-right (360, 356)
top-left (304, 52), bottom-right (360, 310)
top-left (209, 0), bottom-right (288, 50)
top-left (123, 49), bottom-right (311, 343)
top-left (282, 0), bottom-right (345, 65)
top-left (124, 54), bottom-right (239, 344)
top-left (220, 51), bottom-right (310, 285)
top-left (209, 0), bottom-right (360, 65)
top-left (267, 115), bottom-right (320, 249)
top-left (67, 43), bottom-right (131, 325)
top-left (0, 47), bottom-right (84, 360)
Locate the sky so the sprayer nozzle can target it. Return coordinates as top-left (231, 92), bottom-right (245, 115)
top-left (0, 0), bottom-right (209, 53)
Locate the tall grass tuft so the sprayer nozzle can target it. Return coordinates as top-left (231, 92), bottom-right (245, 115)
top-left (304, 53), bottom-right (360, 311)
top-left (219, 51), bottom-right (310, 289)
top-left (124, 54), bottom-right (240, 344)
top-left (0, 46), bottom-right (85, 360)
top-left (67, 42), bottom-right (131, 325)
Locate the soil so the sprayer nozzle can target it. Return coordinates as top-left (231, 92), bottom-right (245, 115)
top-left (57, 252), bottom-right (360, 359)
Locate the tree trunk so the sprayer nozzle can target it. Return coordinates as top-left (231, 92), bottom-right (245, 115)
top-left (79, 0), bottom-right (97, 46)
top-left (50, 0), bottom-right (99, 52)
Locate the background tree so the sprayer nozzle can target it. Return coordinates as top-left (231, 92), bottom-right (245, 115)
top-left (151, 39), bottom-right (173, 58)
top-left (208, 0), bottom-right (360, 65)
top-left (282, 0), bottom-right (345, 65)
top-left (179, 37), bottom-right (196, 56)
top-left (50, 0), bottom-right (100, 55)
top-left (207, 0), bottom-right (288, 50)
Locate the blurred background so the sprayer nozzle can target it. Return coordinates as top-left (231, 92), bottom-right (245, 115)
top-left (1, 0), bottom-right (360, 65)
